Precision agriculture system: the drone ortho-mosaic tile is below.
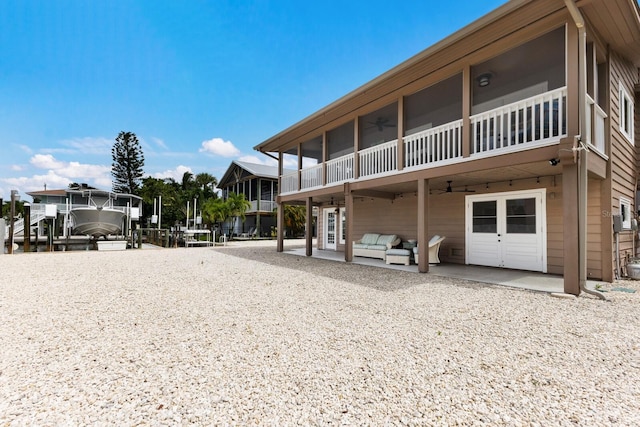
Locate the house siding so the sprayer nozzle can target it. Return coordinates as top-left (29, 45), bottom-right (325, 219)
top-left (609, 50), bottom-right (639, 276)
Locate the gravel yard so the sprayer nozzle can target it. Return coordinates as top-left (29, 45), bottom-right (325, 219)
top-left (1, 241), bottom-right (638, 425)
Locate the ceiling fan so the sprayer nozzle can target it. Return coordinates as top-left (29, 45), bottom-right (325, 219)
top-left (437, 180), bottom-right (476, 194)
top-left (367, 117), bottom-right (396, 131)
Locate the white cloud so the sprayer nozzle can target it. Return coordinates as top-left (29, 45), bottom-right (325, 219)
top-left (1, 154), bottom-right (113, 198)
top-left (15, 144), bottom-right (33, 154)
top-left (10, 164), bottom-right (24, 171)
top-left (199, 137), bottom-right (240, 157)
top-left (3, 171), bottom-right (72, 195)
top-left (30, 154), bottom-right (66, 170)
top-left (153, 165), bottom-right (193, 181)
top-left (44, 137), bottom-right (113, 155)
top-left (151, 137), bottom-right (168, 150)
top-left (30, 154), bottom-right (110, 179)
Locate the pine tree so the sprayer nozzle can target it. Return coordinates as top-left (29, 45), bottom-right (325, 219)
top-left (111, 131), bottom-right (145, 194)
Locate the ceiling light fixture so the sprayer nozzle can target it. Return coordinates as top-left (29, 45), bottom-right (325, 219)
top-left (477, 73), bottom-right (493, 87)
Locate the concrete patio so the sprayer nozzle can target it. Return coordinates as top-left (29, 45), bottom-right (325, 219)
top-left (284, 247), bottom-right (594, 294)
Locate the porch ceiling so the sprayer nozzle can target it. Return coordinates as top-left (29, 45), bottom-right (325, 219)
top-left (581, 0), bottom-right (640, 64)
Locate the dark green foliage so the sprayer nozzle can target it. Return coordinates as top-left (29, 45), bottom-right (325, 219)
top-left (112, 131), bottom-right (145, 194)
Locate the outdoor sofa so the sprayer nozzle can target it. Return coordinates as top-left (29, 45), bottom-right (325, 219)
top-left (353, 233), bottom-right (401, 260)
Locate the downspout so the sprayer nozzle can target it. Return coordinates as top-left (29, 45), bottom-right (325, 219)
top-left (564, 0), bottom-right (607, 300)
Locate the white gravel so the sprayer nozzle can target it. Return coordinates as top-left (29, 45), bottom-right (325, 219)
top-left (0, 240), bottom-right (638, 425)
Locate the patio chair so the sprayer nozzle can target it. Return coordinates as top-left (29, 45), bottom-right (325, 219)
top-left (240, 227), bottom-right (255, 238)
top-left (412, 235), bottom-right (446, 264)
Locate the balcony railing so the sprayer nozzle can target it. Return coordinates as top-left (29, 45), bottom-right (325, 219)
top-left (301, 164), bottom-right (323, 190)
top-left (470, 86), bottom-right (567, 155)
top-left (586, 95), bottom-right (607, 155)
top-left (248, 200), bottom-right (277, 212)
top-left (359, 139), bottom-right (397, 178)
top-left (280, 87), bottom-right (569, 195)
top-left (326, 154), bottom-right (354, 185)
top-left (281, 171), bottom-right (298, 193)
top-left (404, 120), bottom-right (463, 169)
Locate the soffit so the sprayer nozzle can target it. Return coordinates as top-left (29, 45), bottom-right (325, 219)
top-left (580, 0), bottom-right (640, 64)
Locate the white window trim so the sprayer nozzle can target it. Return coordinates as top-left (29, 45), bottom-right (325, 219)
top-left (619, 83), bottom-right (634, 144)
top-left (339, 208), bottom-right (346, 245)
top-left (620, 197), bottom-right (632, 230)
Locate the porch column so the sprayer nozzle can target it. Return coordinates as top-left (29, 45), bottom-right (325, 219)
top-left (561, 23), bottom-right (581, 295)
top-left (353, 118), bottom-right (360, 179)
top-left (345, 182), bottom-right (353, 262)
top-left (462, 65), bottom-right (471, 158)
top-left (306, 197), bottom-right (313, 256)
top-left (397, 96), bottom-right (404, 171)
top-left (297, 143), bottom-right (302, 191)
top-left (417, 179), bottom-right (430, 272)
top-left (322, 131), bottom-right (328, 186)
top-left (277, 199), bottom-right (285, 252)
top-left (277, 153), bottom-right (284, 252)
top-left (256, 178), bottom-right (261, 237)
top-left (24, 203), bottom-right (31, 253)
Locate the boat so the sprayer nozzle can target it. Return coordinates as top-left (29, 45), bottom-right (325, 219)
top-left (70, 206), bottom-right (126, 238)
top-left (68, 187), bottom-right (133, 238)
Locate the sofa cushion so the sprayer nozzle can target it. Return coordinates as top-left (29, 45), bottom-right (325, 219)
top-left (360, 233), bottom-right (381, 245)
top-left (353, 243), bottom-right (369, 249)
top-left (376, 234), bottom-right (398, 247)
top-left (366, 244), bottom-right (389, 251)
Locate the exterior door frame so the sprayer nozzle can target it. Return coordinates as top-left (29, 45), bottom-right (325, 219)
top-left (466, 188), bottom-right (547, 272)
top-left (323, 208), bottom-right (338, 250)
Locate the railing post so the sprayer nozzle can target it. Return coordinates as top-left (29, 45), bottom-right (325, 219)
top-left (462, 66), bottom-right (471, 158)
top-left (397, 96), bottom-right (404, 171)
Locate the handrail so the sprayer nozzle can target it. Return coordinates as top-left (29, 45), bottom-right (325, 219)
top-left (470, 86), bottom-right (567, 155)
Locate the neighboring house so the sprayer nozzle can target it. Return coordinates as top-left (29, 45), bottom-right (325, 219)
top-left (254, 0), bottom-right (640, 295)
top-left (24, 185), bottom-right (142, 238)
top-left (217, 161), bottom-right (285, 237)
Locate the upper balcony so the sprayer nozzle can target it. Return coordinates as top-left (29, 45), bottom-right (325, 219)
top-left (282, 86), bottom-right (578, 194)
top-left (278, 26), bottom-right (609, 196)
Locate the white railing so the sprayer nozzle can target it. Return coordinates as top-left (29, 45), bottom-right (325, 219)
top-left (359, 140), bottom-right (397, 178)
top-left (280, 171), bottom-right (298, 194)
top-left (404, 120), bottom-right (463, 168)
top-left (586, 95), bottom-right (607, 154)
top-left (300, 164), bottom-right (323, 190)
top-left (248, 200), bottom-right (277, 212)
top-left (326, 154), bottom-right (354, 185)
top-left (5, 204), bottom-right (48, 236)
top-left (471, 86), bottom-right (567, 155)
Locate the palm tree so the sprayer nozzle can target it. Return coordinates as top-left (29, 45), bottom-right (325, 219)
top-left (195, 172), bottom-right (218, 199)
top-left (202, 197), bottom-right (230, 235)
top-left (225, 192), bottom-right (251, 237)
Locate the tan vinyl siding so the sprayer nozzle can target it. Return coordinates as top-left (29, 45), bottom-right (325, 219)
top-left (351, 176), bottom-right (576, 272)
top-left (609, 51), bottom-right (638, 275)
top-left (587, 179), bottom-right (603, 280)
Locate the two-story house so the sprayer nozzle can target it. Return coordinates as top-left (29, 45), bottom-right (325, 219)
top-left (255, 0), bottom-right (640, 295)
top-left (218, 161), bottom-right (283, 237)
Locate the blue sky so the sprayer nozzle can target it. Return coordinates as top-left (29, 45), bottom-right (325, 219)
top-left (0, 0), bottom-right (506, 200)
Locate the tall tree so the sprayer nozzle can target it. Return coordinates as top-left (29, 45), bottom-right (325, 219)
top-left (112, 131), bottom-right (145, 194)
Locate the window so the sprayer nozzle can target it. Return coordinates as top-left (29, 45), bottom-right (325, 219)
top-left (472, 201), bottom-right (497, 233)
top-left (506, 198), bottom-right (536, 234)
top-left (339, 208), bottom-right (346, 245)
top-left (620, 197), bottom-right (632, 230)
top-left (619, 83), bottom-right (634, 144)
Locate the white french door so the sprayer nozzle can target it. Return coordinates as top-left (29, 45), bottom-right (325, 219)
top-left (324, 208), bottom-right (337, 250)
top-left (466, 189), bottom-right (547, 272)
top-left (323, 207), bottom-right (345, 251)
